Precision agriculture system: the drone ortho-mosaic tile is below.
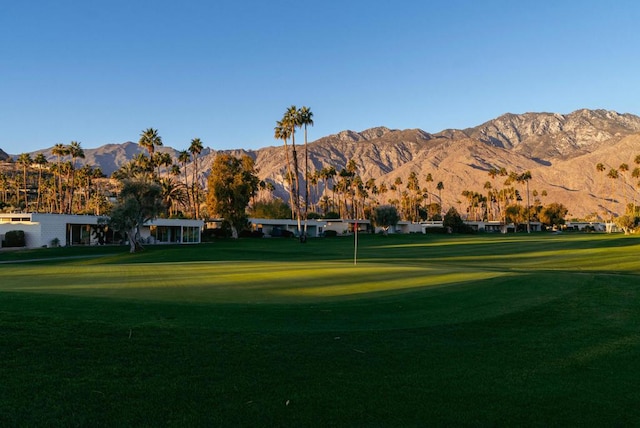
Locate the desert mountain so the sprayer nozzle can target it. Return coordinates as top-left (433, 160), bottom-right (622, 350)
top-left (4, 109), bottom-right (640, 219)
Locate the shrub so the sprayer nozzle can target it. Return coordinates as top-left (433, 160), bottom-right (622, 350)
top-left (202, 228), bottom-right (229, 241)
top-left (424, 227), bottom-right (447, 234)
top-left (269, 227), bottom-right (294, 238)
top-left (323, 230), bottom-right (338, 237)
top-left (3, 230), bottom-right (26, 247)
top-left (239, 229), bottom-right (264, 238)
top-left (322, 211), bottom-right (340, 219)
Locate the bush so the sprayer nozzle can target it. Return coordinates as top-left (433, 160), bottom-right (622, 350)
top-left (424, 227), bottom-right (447, 234)
top-left (270, 227), bottom-right (294, 238)
top-left (239, 229), bottom-right (264, 238)
top-left (323, 230), bottom-right (338, 237)
top-left (201, 228), bottom-right (229, 241)
top-left (3, 230), bottom-right (26, 247)
top-left (322, 211), bottom-right (340, 219)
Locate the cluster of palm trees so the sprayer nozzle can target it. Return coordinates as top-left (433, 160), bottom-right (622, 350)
top-left (455, 168), bottom-right (540, 231)
top-left (113, 128), bottom-right (205, 219)
top-left (595, 155), bottom-right (640, 220)
top-left (0, 141), bottom-right (107, 214)
top-left (0, 128), bottom-right (207, 220)
top-left (274, 105), bottom-right (314, 239)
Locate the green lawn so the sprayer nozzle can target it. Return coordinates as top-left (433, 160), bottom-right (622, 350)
top-left (1, 233), bottom-right (639, 426)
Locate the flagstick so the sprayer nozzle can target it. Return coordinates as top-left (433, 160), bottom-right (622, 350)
top-left (354, 220), bottom-right (358, 265)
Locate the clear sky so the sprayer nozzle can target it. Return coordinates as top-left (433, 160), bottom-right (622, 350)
top-left (2, 0), bottom-right (639, 155)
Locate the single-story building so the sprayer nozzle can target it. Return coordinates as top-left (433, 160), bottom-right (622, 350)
top-left (0, 213), bottom-right (203, 249)
top-left (250, 218), bottom-right (327, 238)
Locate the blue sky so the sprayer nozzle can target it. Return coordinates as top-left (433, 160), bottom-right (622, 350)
top-left (2, 0), bottom-right (639, 154)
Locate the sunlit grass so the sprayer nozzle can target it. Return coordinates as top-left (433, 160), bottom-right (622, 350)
top-left (2, 232), bottom-right (640, 426)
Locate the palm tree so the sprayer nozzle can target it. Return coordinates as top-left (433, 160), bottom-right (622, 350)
top-left (424, 173), bottom-right (434, 218)
top-left (17, 153), bottom-right (32, 210)
top-left (631, 166), bottom-right (640, 212)
top-left (516, 170), bottom-right (532, 232)
top-left (618, 163), bottom-right (629, 208)
top-left (282, 106), bottom-right (303, 239)
top-left (189, 138), bottom-right (204, 218)
top-left (406, 171), bottom-right (421, 221)
top-left (0, 172), bottom-right (9, 205)
top-left (275, 121), bottom-right (295, 219)
top-left (299, 106), bottom-right (314, 233)
top-left (52, 143), bottom-right (69, 213)
top-left (177, 150), bottom-right (191, 214)
top-left (160, 177), bottom-right (189, 217)
top-left (607, 167), bottom-right (619, 221)
top-left (68, 141), bottom-right (85, 213)
top-left (139, 128), bottom-right (162, 157)
top-left (595, 162), bottom-right (607, 208)
top-left (33, 153), bottom-right (48, 212)
top-left (153, 152), bottom-right (172, 179)
top-left (436, 181), bottom-right (444, 218)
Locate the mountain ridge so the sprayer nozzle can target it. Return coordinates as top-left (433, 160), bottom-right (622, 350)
top-left (3, 109), bottom-right (640, 219)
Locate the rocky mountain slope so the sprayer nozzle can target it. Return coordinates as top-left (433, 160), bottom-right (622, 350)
top-left (4, 109), bottom-right (640, 219)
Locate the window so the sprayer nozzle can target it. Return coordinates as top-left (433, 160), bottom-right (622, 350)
top-left (182, 226), bottom-right (199, 243)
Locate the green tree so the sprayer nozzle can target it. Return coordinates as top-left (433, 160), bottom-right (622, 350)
top-left (248, 199), bottom-right (292, 219)
top-left (108, 179), bottom-right (164, 253)
top-left (443, 206), bottom-right (468, 233)
top-left (615, 214), bottom-right (637, 235)
top-left (371, 205), bottom-right (399, 234)
top-left (539, 202), bottom-right (568, 228)
top-left (206, 154), bottom-right (260, 239)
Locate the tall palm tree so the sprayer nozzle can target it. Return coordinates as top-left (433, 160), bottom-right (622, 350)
top-left (177, 150), bottom-right (191, 214)
top-left (0, 172), bottom-right (9, 205)
top-left (595, 162), bottom-right (607, 209)
top-left (139, 128), bottom-right (162, 157)
top-left (436, 181), bottom-right (444, 218)
top-left (275, 121), bottom-right (295, 220)
top-left (607, 167), bottom-right (619, 221)
top-left (631, 166), bottom-right (640, 212)
top-left (406, 172), bottom-right (420, 221)
top-left (68, 141), bottom-right (85, 214)
top-left (189, 138), bottom-right (204, 218)
top-left (17, 153), bottom-right (32, 210)
top-left (298, 106), bottom-right (314, 233)
top-left (618, 163), bottom-right (629, 208)
top-left (516, 170), bottom-right (532, 232)
top-left (33, 153), bottom-right (48, 212)
top-left (282, 106), bottom-right (303, 239)
top-left (51, 143), bottom-right (69, 213)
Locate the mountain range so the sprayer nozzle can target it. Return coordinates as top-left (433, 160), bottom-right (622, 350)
top-left (3, 108), bottom-right (640, 219)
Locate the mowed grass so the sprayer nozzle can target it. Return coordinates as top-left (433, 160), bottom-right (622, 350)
top-left (1, 233), bottom-right (640, 426)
